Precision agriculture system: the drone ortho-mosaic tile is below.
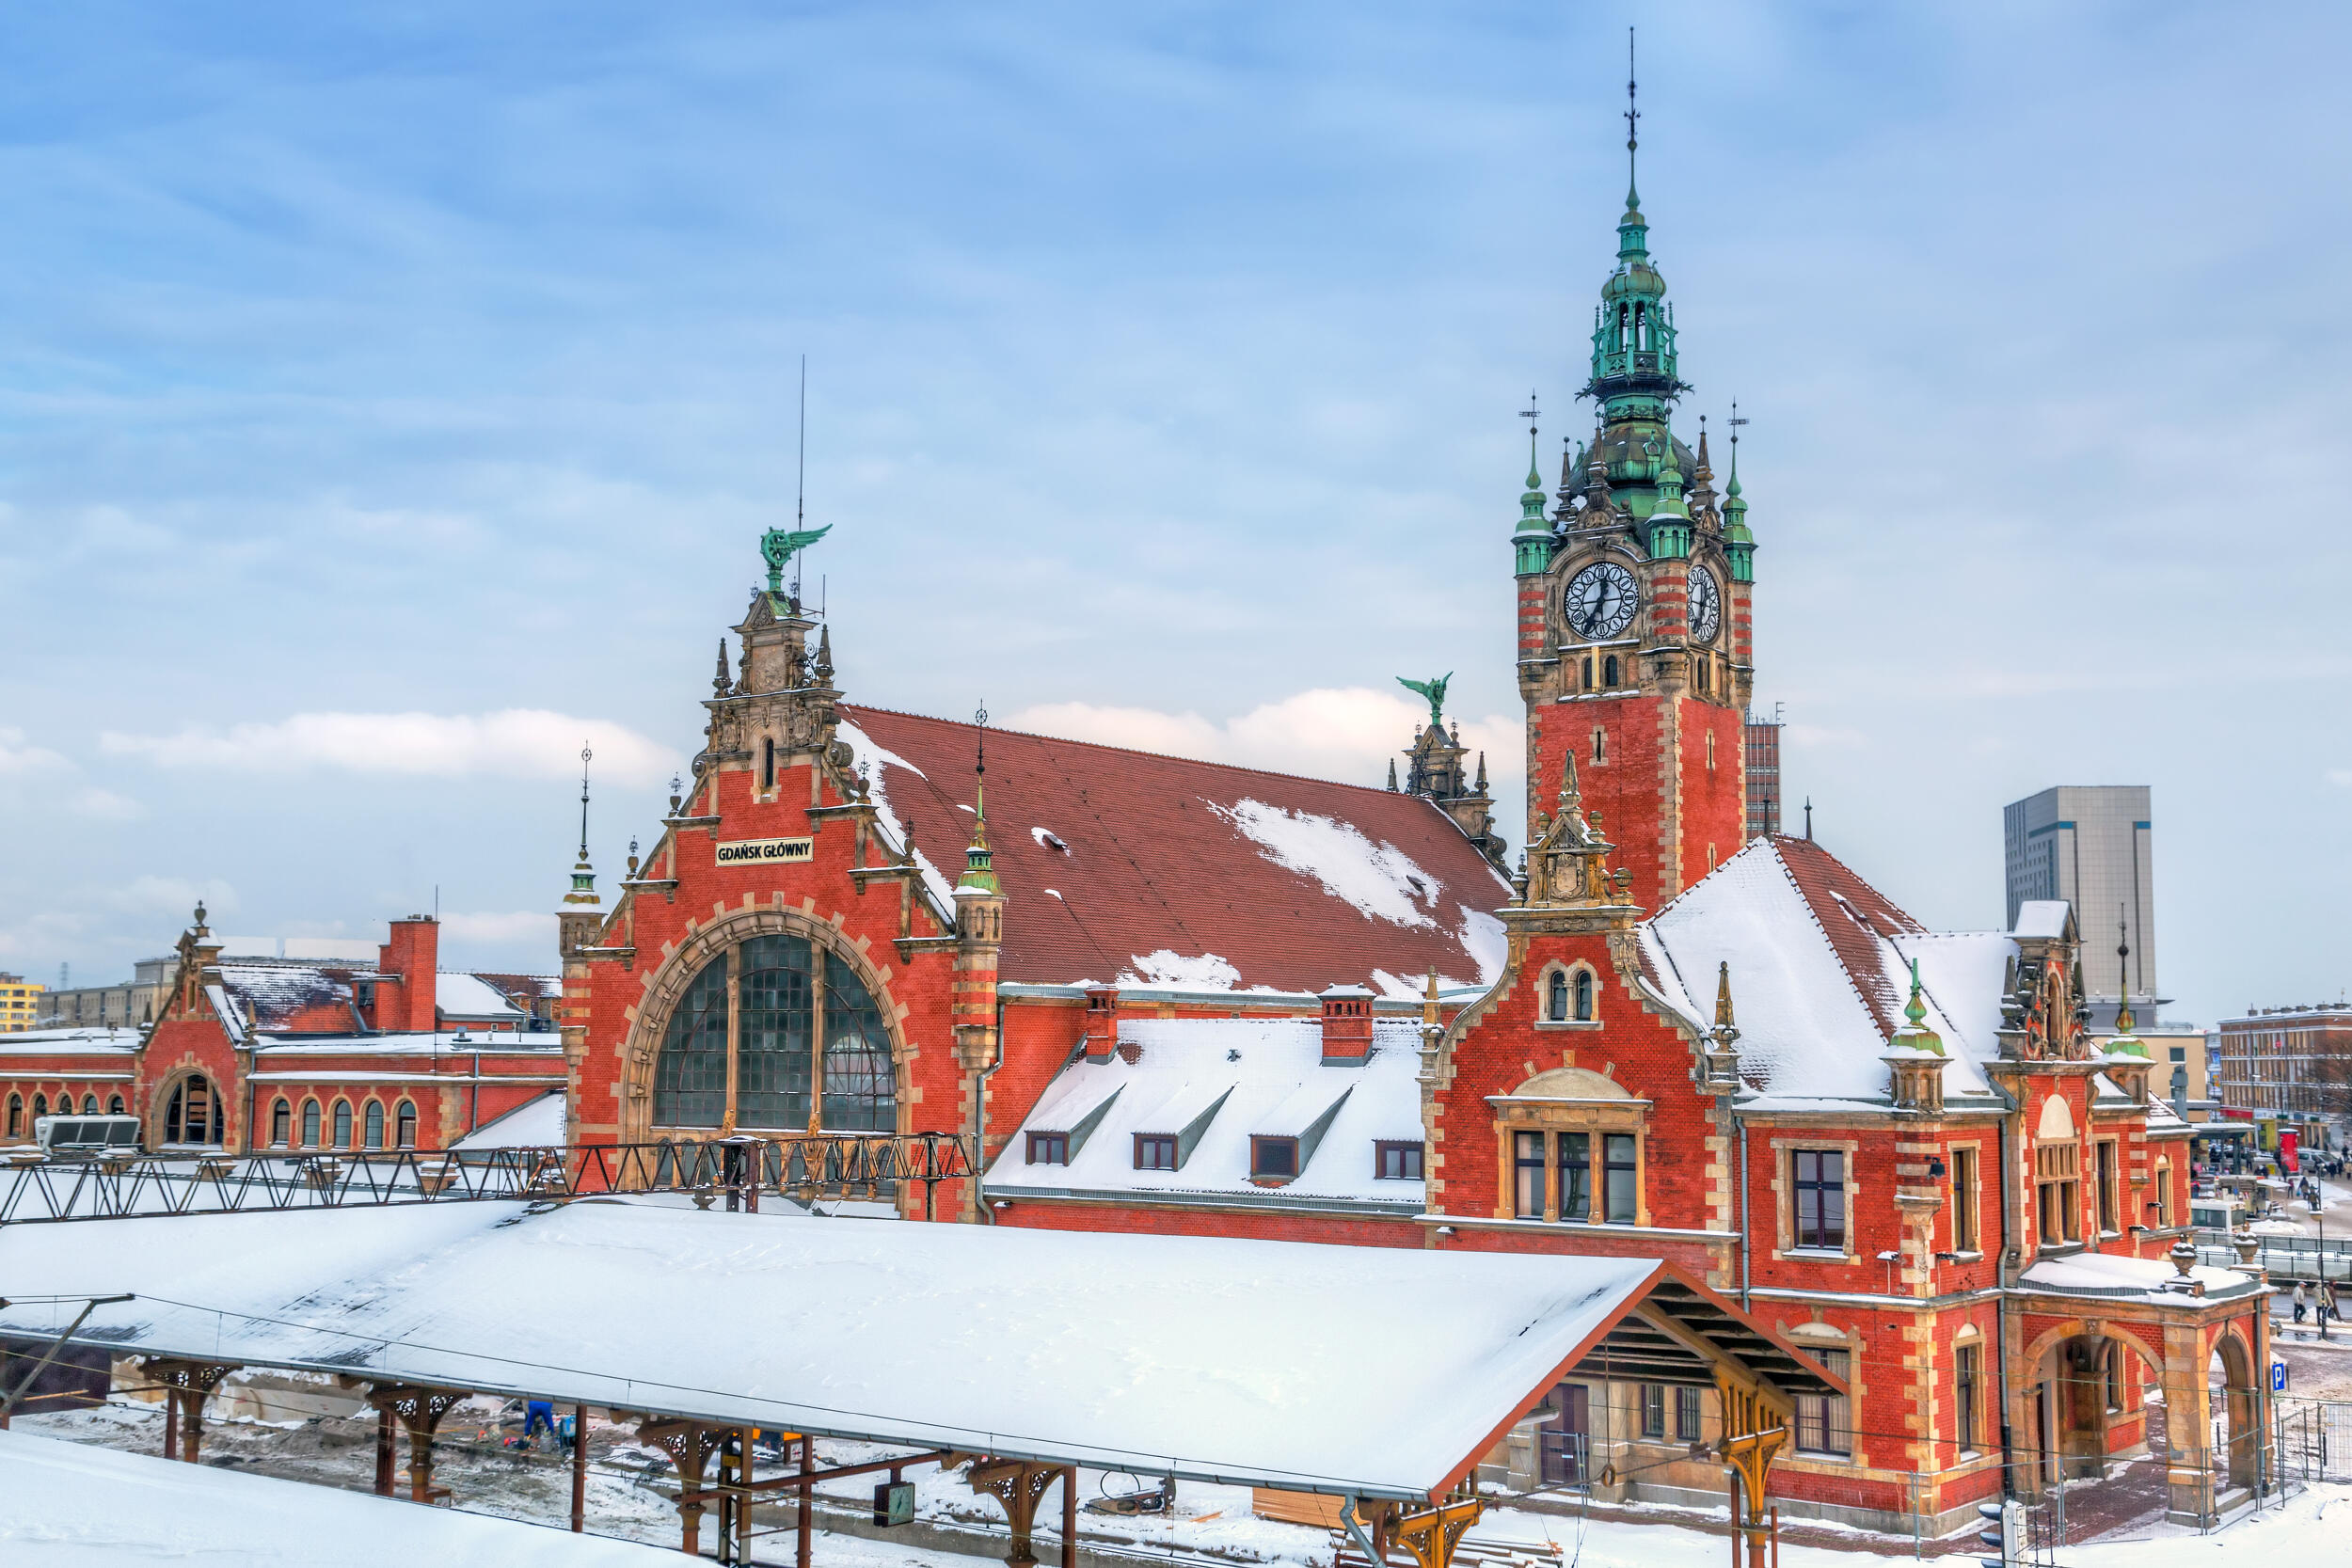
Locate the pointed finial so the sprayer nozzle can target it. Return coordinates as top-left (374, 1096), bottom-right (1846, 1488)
top-left (1904, 958), bottom-right (1928, 1029)
top-left (1715, 960), bottom-right (1737, 1029)
top-left (1725, 401), bottom-right (1749, 498)
top-left (957, 704), bottom-right (1000, 895)
top-left (1387, 757), bottom-right (1398, 792)
top-left (1422, 966), bottom-right (1441, 1030)
top-left (814, 623), bottom-right (834, 686)
top-left (1557, 750), bottom-right (1582, 816)
top-left (193, 900), bottom-right (208, 932)
top-left (1474, 751), bottom-right (1487, 792)
top-left (1624, 26), bottom-right (1641, 211)
top-left (712, 638), bottom-right (732, 696)
top-left (565, 744), bottom-right (600, 906)
top-left (668, 773), bottom-right (683, 815)
top-left (627, 836), bottom-right (640, 878)
top-left (2114, 906), bottom-right (2137, 1034)
top-left (1804, 796), bottom-right (1813, 841)
top-left (578, 744), bottom-right (593, 862)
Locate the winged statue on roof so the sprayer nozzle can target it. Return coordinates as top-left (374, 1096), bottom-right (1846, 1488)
top-left (761, 523), bottom-right (832, 594)
top-left (1397, 673), bottom-right (1452, 729)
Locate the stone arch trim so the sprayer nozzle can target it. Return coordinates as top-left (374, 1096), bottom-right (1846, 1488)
top-left (617, 902), bottom-right (912, 1144)
top-left (147, 1059), bottom-right (218, 1148)
top-left (2017, 1316), bottom-right (2165, 1386)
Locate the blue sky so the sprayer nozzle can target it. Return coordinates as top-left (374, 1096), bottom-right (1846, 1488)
top-left (2, 2), bottom-right (2345, 1025)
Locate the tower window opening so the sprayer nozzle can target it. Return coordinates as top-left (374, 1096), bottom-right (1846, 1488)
top-left (761, 736), bottom-right (774, 793)
top-left (1580, 657), bottom-right (1594, 689)
top-left (1548, 970), bottom-right (1569, 1022)
top-left (1706, 731), bottom-right (1716, 770)
top-left (1574, 969), bottom-right (1595, 1022)
top-left (1593, 728), bottom-right (1607, 766)
top-left (1603, 655), bottom-right (1620, 687)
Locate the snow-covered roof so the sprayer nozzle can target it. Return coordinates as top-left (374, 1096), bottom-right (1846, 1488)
top-left (216, 961), bottom-right (367, 1031)
top-left (837, 706), bottom-right (1512, 995)
top-left (254, 1031), bottom-right (563, 1056)
top-left (2012, 900), bottom-right (2072, 940)
top-left (0, 1429), bottom-right (679, 1566)
top-left (0, 1201), bottom-right (1799, 1498)
top-left (2018, 1249), bottom-right (2263, 1304)
top-left (437, 970), bottom-right (527, 1022)
top-left (1643, 836), bottom-right (2010, 1107)
top-left (987, 1018), bottom-right (1428, 1209)
top-left (0, 1026), bottom-right (141, 1057)
top-left (451, 1089), bottom-right (567, 1149)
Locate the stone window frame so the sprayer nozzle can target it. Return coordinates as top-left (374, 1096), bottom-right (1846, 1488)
top-left (2092, 1134), bottom-right (2123, 1237)
top-left (1948, 1141), bottom-right (1983, 1256)
top-left (1488, 1090), bottom-right (1651, 1227)
top-left (1769, 1136), bottom-right (1863, 1265)
top-left (1532, 960), bottom-right (1604, 1031)
top-left (618, 903), bottom-right (912, 1145)
top-left (2152, 1156), bottom-right (2172, 1228)
top-left (1951, 1326), bottom-right (1985, 1457)
top-left (1782, 1321), bottom-right (1861, 1463)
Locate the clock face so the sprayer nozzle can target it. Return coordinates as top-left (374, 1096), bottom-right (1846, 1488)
top-left (1565, 562), bottom-right (1639, 640)
top-left (1688, 569), bottom-right (1722, 644)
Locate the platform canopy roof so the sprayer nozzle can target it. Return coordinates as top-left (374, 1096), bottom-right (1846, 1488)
top-left (0, 1429), bottom-right (679, 1566)
top-left (0, 1201), bottom-right (1836, 1501)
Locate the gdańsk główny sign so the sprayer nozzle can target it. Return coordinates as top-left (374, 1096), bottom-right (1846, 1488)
top-left (714, 836), bottom-right (815, 866)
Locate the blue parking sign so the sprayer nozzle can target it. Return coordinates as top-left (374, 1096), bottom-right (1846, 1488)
top-left (2271, 1361), bottom-right (2288, 1393)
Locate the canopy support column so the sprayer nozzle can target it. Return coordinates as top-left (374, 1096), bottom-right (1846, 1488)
top-left (970, 1458), bottom-right (1061, 1568)
top-left (1714, 1370), bottom-right (1789, 1568)
top-left (572, 1405), bottom-right (590, 1530)
top-left (145, 1358), bottom-right (234, 1464)
top-left (364, 1384), bottom-right (467, 1504)
top-left (640, 1417), bottom-right (726, 1556)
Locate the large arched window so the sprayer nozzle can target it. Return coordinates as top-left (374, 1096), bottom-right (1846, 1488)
top-left (81, 1094), bottom-right (99, 1115)
top-left (162, 1076), bottom-right (217, 1146)
top-left (6, 1094), bottom-right (20, 1139)
top-left (331, 1101), bottom-right (354, 1148)
top-left (301, 1099), bottom-right (321, 1148)
top-left (653, 933), bottom-right (898, 1133)
top-left (395, 1101), bottom-right (418, 1149)
top-left (107, 1094), bottom-right (125, 1116)
top-left (270, 1099), bottom-right (291, 1147)
top-left (363, 1101), bottom-right (386, 1149)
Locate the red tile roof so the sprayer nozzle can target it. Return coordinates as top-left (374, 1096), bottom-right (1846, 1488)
top-left (839, 705), bottom-right (1513, 993)
top-left (1764, 834), bottom-right (1925, 1039)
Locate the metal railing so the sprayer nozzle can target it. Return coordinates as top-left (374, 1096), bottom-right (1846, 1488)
top-left (0, 1133), bottom-right (978, 1227)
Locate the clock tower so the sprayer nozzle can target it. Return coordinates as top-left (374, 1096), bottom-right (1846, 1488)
top-left (1511, 130), bottom-right (1756, 909)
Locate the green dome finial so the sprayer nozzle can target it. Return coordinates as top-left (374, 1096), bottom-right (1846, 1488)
top-left (1890, 958), bottom-right (1944, 1056)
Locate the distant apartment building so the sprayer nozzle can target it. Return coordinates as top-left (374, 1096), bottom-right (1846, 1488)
top-left (1742, 707), bottom-right (1782, 839)
top-left (2213, 1002), bottom-right (2352, 1144)
top-left (0, 974), bottom-right (44, 1034)
top-left (2003, 785), bottom-right (2156, 1029)
top-left (40, 957), bottom-right (173, 1029)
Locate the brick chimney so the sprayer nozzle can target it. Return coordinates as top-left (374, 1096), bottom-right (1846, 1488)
top-left (376, 916), bottom-right (440, 1035)
top-left (1082, 988), bottom-right (1119, 1060)
top-left (1319, 985), bottom-right (1375, 1065)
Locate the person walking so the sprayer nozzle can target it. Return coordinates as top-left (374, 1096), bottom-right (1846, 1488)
top-left (2294, 1281), bottom-right (2309, 1324)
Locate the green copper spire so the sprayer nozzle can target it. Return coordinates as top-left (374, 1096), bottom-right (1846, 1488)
top-left (1721, 401), bottom-right (1755, 582)
top-left (1511, 396), bottom-right (1554, 576)
top-left (1890, 958), bottom-right (1945, 1057)
top-left (1645, 433), bottom-right (1692, 560)
top-left (564, 744), bottom-right (599, 907)
top-left (956, 707), bottom-right (1000, 895)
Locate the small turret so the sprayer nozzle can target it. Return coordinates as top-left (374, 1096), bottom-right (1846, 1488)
top-left (1645, 433), bottom-right (1692, 561)
top-left (1513, 423), bottom-right (1554, 577)
top-left (1884, 958), bottom-right (1950, 1115)
top-left (558, 745), bottom-right (604, 961)
top-left (1721, 422), bottom-right (1755, 583)
top-left (951, 711), bottom-right (1006, 1086)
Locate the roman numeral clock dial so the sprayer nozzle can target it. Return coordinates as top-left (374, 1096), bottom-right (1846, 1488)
top-left (1565, 562), bottom-right (1639, 640)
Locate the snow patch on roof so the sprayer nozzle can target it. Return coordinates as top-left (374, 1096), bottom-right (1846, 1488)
top-left (217, 963), bottom-right (355, 1030)
top-left (1207, 798), bottom-right (1440, 929)
top-left (1116, 950), bottom-right (1243, 990)
top-left (436, 971), bottom-right (524, 1021)
top-left (1031, 826), bottom-right (1070, 853)
top-left (2013, 900), bottom-right (2071, 940)
top-left (1455, 905), bottom-right (1506, 986)
top-left (835, 719), bottom-right (956, 911)
top-left (451, 1090), bottom-right (565, 1150)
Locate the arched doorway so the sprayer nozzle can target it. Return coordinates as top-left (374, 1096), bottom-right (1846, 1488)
top-left (2208, 1334), bottom-right (2258, 1497)
top-left (160, 1073), bottom-right (221, 1148)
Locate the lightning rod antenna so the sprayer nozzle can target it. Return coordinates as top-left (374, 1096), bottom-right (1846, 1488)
top-left (794, 355), bottom-right (807, 607)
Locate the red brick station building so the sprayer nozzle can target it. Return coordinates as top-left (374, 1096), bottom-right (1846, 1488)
top-left (5, 164), bottom-right (2268, 1532)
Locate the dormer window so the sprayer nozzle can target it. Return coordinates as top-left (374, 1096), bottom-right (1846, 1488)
top-left (1375, 1141), bottom-right (1422, 1180)
top-left (1026, 1132), bottom-right (1069, 1165)
top-left (1251, 1135), bottom-right (1298, 1181)
top-left (1135, 1134), bottom-right (1178, 1171)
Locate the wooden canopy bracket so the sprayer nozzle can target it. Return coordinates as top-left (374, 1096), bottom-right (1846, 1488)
top-left (1390, 1482), bottom-right (1485, 1568)
top-left (639, 1417), bottom-right (730, 1557)
top-left (1713, 1369), bottom-right (1791, 1568)
top-left (363, 1383), bottom-right (469, 1504)
top-left (969, 1458), bottom-right (1075, 1568)
top-left (144, 1357), bottom-right (236, 1465)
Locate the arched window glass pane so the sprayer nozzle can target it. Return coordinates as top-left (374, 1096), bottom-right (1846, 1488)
top-left (108, 1095), bottom-right (125, 1116)
top-left (654, 955), bottom-right (730, 1128)
top-left (395, 1101), bottom-right (418, 1149)
top-left (738, 937), bottom-right (814, 1130)
top-left (82, 1094), bottom-right (99, 1115)
top-left (823, 951), bottom-right (896, 1132)
top-left (272, 1100), bottom-right (291, 1146)
top-left (1575, 970), bottom-right (1595, 1022)
top-left (332, 1101), bottom-right (353, 1147)
top-left (32, 1093), bottom-right (47, 1121)
top-left (301, 1100), bottom-right (321, 1147)
top-left (1547, 972), bottom-right (1567, 1022)
top-left (364, 1102), bottom-right (385, 1148)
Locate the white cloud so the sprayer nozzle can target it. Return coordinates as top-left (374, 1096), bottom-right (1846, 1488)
top-left (67, 787), bottom-right (145, 821)
top-left (100, 710), bottom-right (680, 787)
top-left (1009, 687), bottom-right (1518, 794)
top-left (2328, 769), bottom-right (2352, 787)
top-left (439, 911), bottom-right (558, 945)
top-left (0, 727), bottom-right (71, 776)
top-left (109, 877), bottom-right (238, 917)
